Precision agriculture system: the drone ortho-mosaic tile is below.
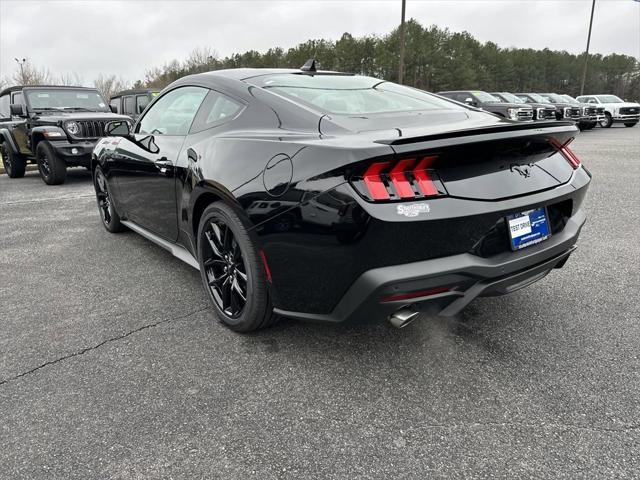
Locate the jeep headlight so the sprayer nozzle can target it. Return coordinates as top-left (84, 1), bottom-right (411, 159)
top-left (507, 108), bottom-right (519, 120)
top-left (537, 108), bottom-right (545, 119)
top-left (65, 121), bottom-right (80, 136)
top-left (582, 106), bottom-right (588, 115)
top-left (564, 107), bottom-right (571, 118)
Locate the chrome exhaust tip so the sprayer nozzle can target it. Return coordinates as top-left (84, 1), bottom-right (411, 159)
top-left (388, 306), bottom-right (420, 329)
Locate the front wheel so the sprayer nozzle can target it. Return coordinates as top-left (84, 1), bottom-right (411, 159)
top-left (36, 141), bottom-right (67, 185)
top-left (94, 166), bottom-right (125, 233)
top-left (624, 122), bottom-right (637, 128)
top-left (1, 143), bottom-right (26, 178)
top-left (197, 202), bottom-right (278, 332)
top-left (600, 113), bottom-right (613, 128)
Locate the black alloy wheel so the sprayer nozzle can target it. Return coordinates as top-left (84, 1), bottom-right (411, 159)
top-left (94, 167), bottom-right (124, 232)
top-left (202, 219), bottom-right (248, 318)
top-left (197, 202), bottom-right (278, 332)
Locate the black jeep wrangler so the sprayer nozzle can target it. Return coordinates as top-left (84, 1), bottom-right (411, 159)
top-left (0, 85), bottom-right (131, 185)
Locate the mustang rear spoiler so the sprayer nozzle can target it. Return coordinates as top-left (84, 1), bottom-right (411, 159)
top-left (375, 121), bottom-right (578, 148)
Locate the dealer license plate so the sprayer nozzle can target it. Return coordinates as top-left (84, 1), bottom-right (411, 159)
top-left (506, 207), bottom-right (551, 251)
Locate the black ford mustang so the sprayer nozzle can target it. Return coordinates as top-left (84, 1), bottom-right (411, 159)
top-left (92, 63), bottom-right (590, 332)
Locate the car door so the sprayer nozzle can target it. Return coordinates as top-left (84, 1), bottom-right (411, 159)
top-left (10, 92), bottom-right (30, 155)
top-left (111, 86), bottom-right (208, 241)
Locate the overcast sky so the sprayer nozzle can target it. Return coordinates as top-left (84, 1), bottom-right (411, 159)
top-left (1, 0), bottom-right (639, 85)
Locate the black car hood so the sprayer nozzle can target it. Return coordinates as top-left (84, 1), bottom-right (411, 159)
top-left (31, 111), bottom-right (130, 122)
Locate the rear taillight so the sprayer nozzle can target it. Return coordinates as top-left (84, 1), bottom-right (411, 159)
top-left (355, 156), bottom-right (447, 202)
top-left (551, 138), bottom-right (581, 170)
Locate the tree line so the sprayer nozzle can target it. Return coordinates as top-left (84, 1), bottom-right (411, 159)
top-left (2, 20), bottom-right (639, 100)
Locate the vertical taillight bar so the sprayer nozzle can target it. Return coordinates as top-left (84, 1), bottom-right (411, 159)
top-left (413, 155), bottom-right (439, 196)
top-left (389, 159), bottom-right (416, 198)
top-left (363, 162), bottom-right (391, 200)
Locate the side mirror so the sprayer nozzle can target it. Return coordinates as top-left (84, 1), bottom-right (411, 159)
top-left (105, 120), bottom-right (131, 137)
top-left (464, 97), bottom-right (475, 106)
top-left (10, 104), bottom-right (26, 117)
top-left (109, 104), bottom-right (118, 113)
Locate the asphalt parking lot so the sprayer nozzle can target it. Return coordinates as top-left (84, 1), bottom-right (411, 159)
top-left (0, 125), bottom-right (639, 479)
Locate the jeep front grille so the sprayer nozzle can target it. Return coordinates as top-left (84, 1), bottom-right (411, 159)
top-left (76, 121), bottom-right (107, 138)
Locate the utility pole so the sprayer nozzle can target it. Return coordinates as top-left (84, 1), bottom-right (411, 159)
top-left (398, 0), bottom-right (406, 84)
top-left (14, 58), bottom-right (26, 84)
top-left (580, 0), bottom-right (596, 95)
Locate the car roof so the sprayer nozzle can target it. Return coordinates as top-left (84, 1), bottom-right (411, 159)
top-left (0, 84), bottom-right (99, 97)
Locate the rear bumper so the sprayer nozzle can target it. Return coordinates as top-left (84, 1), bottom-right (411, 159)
top-left (275, 208), bottom-right (586, 324)
top-left (50, 141), bottom-right (97, 166)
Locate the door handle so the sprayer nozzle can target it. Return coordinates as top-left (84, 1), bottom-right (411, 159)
top-left (154, 158), bottom-right (173, 175)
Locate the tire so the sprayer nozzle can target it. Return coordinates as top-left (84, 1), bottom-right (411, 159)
top-left (1, 142), bottom-right (26, 178)
top-left (624, 122), bottom-right (637, 128)
top-left (600, 113), bottom-right (613, 128)
top-left (93, 166), bottom-right (125, 233)
top-left (36, 141), bottom-right (67, 185)
top-left (197, 202), bottom-right (278, 332)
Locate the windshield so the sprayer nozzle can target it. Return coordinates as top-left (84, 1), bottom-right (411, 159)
top-left (251, 74), bottom-right (461, 115)
top-left (596, 95), bottom-right (624, 103)
top-left (525, 93), bottom-right (551, 104)
top-left (560, 95), bottom-right (579, 104)
top-left (471, 91), bottom-right (501, 103)
top-left (493, 92), bottom-right (524, 104)
top-left (25, 89), bottom-right (109, 112)
top-left (541, 93), bottom-right (566, 103)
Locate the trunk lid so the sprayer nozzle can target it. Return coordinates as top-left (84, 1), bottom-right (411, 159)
top-left (345, 120), bottom-right (579, 202)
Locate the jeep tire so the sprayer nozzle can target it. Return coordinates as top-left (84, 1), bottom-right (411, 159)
top-left (36, 141), bottom-right (67, 185)
top-left (1, 143), bottom-right (26, 178)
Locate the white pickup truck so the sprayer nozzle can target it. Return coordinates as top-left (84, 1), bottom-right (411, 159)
top-left (576, 94), bottom-right (639, 128)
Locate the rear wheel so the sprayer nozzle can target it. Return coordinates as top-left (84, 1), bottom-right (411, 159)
top-left (600, 113), bottom-right (613, 128)
top-left (36, 141), bottom-right (67, 185)
top-left (197, 202), bottom-right (278, 332)
top-left (94, 166), bottom-right (125, 233)
top-left (624, 122), bottom-right (637, 128)
top-left (1, 143), bottom-right (26, 178)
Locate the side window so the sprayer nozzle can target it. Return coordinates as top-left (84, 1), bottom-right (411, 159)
top-left (109, 98), bottom-right (120, 113)
top-left (0, 95), bottom-right (10, 118)
top-left (137, 86), bottom-right (207, 136)
top-left (136, 95), bottom-right (150, 114)
top-left (123, 96), bottom-right (135, 115)
top-left (190, 90), bottom-right (244, 133)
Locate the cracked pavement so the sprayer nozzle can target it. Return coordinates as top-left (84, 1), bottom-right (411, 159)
top-left (0, 125), bottom-right (639, 479)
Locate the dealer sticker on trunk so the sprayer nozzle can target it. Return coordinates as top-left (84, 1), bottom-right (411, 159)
top-left (397, 203), bottom-right (430, 217)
